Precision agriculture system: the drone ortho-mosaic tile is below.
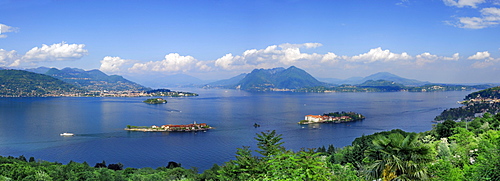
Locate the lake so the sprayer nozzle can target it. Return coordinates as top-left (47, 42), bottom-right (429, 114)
top-left (0, 89), bottom-right (471, 171)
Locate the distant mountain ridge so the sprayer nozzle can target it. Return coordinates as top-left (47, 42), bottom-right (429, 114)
top-left (207, 66), bottom-right (327, 91)
top-left (319, 72), bottom-right (429, 86)
top-left (26, 67), bottom-right (149, 92)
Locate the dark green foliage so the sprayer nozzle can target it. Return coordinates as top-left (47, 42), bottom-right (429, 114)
top-left (255, 130), bottom-right (285, 157)
top-left (465, 86), bottom-right (500, 100)
top-left (0, 69), bottom-right (85, 97)
top-left (218, 130), bottom-right (340, 180)
top-left (364, 133), bottom-right (433, 180)
top-left (434, 102), bottom-right (500, 121)
top-left (436, 120), bottom-right (457, 138)
top-left (143, 98), bottom-right (167, 104)
top-left (324, 111), bottom-right (365, 121)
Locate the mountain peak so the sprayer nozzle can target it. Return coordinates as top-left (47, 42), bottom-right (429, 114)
top-left (236, 66), bottom-right (325, 91)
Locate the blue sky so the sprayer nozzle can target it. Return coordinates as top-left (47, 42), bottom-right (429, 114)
top-left (1, 0), bottom-right (499, 83)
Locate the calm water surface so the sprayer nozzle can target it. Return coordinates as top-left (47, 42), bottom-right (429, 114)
top-left (0, 89), bottom-right (471, 171)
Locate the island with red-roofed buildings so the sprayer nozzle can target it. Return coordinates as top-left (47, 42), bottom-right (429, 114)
top-left (125, 122), bottom-right (213, 132)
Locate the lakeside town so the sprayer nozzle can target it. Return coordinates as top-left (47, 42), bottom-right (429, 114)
top-left (125, 122), bottom-right (213, 132)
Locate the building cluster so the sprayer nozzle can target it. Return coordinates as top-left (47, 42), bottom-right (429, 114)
top-left (151, 123), bottom-right (209, 131)
top-left (304, 115), bottom-right (352, 123)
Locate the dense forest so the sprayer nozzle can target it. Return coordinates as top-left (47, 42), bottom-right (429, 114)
top-left (2, 112), bottom-right (500, 180)
top-left (0, 69), bottom-right (85, 97)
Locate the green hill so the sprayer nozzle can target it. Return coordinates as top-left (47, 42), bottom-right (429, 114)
top-left (44, 68), bottom-right (150, 92)
top-left (0, 69), bottom-right (85, 97)
top-left (236, 66), bottom-right (326, 91)
top-left (465, 86), bottom-right (500, 100)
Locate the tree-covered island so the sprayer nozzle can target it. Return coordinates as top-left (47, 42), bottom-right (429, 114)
top-left (143, 98), bottom-right (167, 104)
top-left (299, 111), bottom-right (365, 124)
top-left (125, 122), bottom-right (213, 132)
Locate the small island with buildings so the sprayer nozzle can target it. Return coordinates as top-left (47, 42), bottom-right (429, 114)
top-left (125, 122), bottom-right (213, 132)
top-left (299, 111), bottom-right (365, 124)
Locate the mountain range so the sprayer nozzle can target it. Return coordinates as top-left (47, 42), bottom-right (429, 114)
top-left (206, 66), bottom-right (433, 91)
top-left (317, 72), bottom-right (429, 86)
top-left (25, 67), bottom-right (149, 91)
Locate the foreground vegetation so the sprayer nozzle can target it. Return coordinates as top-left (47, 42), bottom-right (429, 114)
top-left (2, 112), bottom-right (500, 180)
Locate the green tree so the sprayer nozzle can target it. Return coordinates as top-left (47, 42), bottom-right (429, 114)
top-left (435, 120), bottom-right (457, 138)
top-left (364, 133), bottom-right (433, 181)
top-left (254, 130), bottom-right (285, 157)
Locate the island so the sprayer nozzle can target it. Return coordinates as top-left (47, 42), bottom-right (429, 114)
top-left (143, 98), bottom-right (167, 104)
top-left (298, 111), bottom-right (365, 124)
top-left (125, 122), bottom-right (213, 132)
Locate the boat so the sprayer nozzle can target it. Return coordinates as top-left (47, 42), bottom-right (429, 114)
top-left (60, 133), bottom-right (74, 136)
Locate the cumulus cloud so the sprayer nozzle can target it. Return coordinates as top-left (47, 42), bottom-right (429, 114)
top-left (100, 56), bottom-right (132, 73)
top-left (468, 51), bottom-right (490, 59)
top-left (0, 49), bottom-right (20, 66)
top-left (0, 23), bottom-right (19, 38)
top-left (94, 43), bottom-right (498, 79)
top-left (129, 53), bottom-right (199, 72)
top-left (22, 42), bottom-right (88, 62)
top-left (349, 47), bottom-right (412, 63)
top-left (214, 43), bottom-right (326, 70)
top-left (442, 53), bottom-right (460, 61)
top-left (453, 7), bottom-right (500, 29)
top-left (443, 0), bottom-right (485, 8)
top-left (468, 51), bottom-right (500, 68)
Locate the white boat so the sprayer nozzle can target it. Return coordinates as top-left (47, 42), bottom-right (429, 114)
top-left (60, 133), bottom-right (74, 136)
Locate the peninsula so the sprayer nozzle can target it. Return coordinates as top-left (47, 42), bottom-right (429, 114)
top-left (299, 112), bottom-right (365, 124)
top-left (125, 122), bottom-right (213, 132)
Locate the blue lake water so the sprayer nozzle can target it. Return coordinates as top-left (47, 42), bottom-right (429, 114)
top-left (0, 89), bottom-right (471, 171)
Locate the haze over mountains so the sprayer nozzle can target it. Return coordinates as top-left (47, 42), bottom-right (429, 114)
top-left (206, 66), bottom-right (432, 90)
top-left (1, 65), bottom-right (493, 94)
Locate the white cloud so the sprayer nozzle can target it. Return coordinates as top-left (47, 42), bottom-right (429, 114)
top-left (443, 0), bottom-right (485, 8)
top-left (0, 23), bottom-right (19, 38)
top-left (468, 51), bottom-right (490, 59)
top-left (22, 42), bottom-right (88, 62)
top-left (129, 53), bottom-right (199, 72)
top-left (99, 56), bottom-right (132, 73)
top-left (0, 49), bottom-right (20, 66)
top-left (349, 47), bottom-right (412, 63)
top-left (455, 7), bottom-right (500, 29)
top-left (442, 53), bottom-right (460, 61)
top-left (412, 52), bottom-right (462, 66)
top-left (415, 52), bottom-right (439, 66)
top-left (213, 43), bottom-right (326, 70)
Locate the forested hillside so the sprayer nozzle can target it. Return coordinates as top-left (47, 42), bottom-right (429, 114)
top-left (435, 86), bottom-right (500, 121)
top-left (45, 68), bottom-right (149, 92)
top-left (0, 69), bottom-right (85, 97)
